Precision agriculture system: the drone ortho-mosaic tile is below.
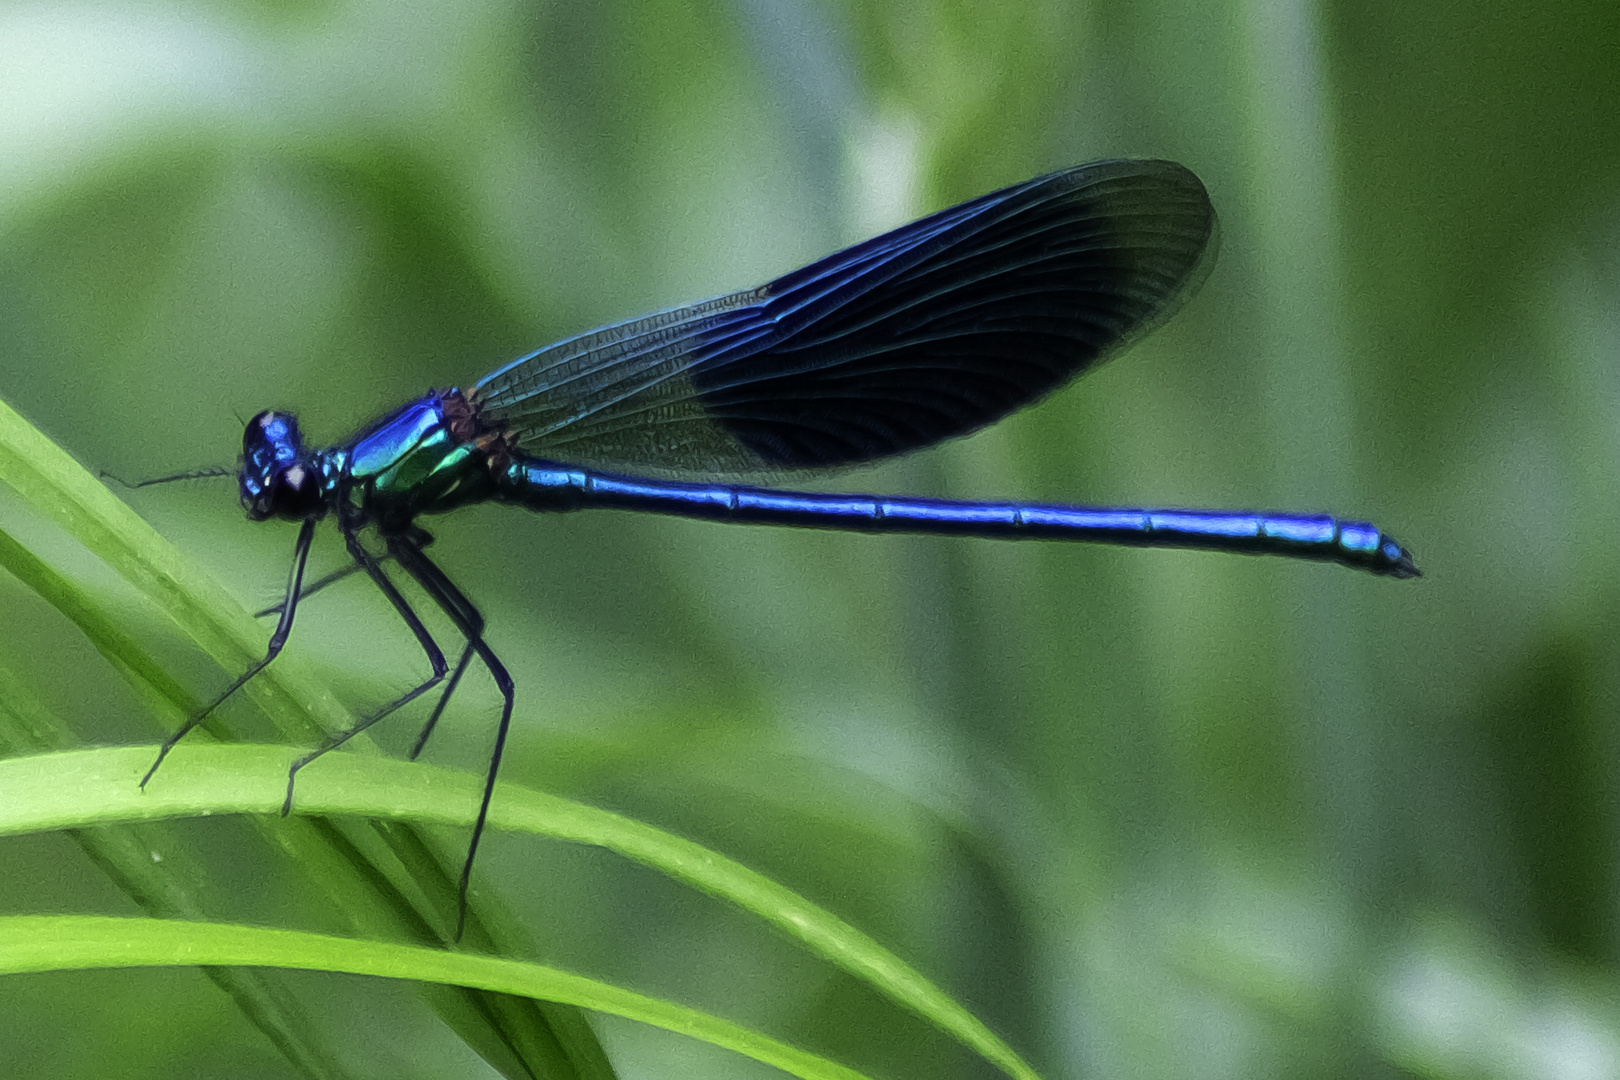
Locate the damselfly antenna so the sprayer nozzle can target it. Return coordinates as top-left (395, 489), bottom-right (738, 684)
top-left (102, 466), bottom-right (235, 488)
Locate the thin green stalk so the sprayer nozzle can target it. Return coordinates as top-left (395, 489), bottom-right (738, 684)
top-left (0, 743), bottom-right (1043, 1080)
top-left (0, 915), bottom-right (875, 1080)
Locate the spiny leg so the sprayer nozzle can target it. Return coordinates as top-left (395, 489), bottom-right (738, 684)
top-left (253, 526), bottom-right (436, 618)
top-left (280, 526), bottom-right (450, 815)
top-left (390, 533), bottom-right (513, 942)
top-left (403, 527), bottom-right (476, 763)
top-left (264, 524), bottom-right (475, 774)
top-left (253, 561), bottom-right (368, 618)
top-left (412, 643), bottom-right (475, 761)
top-left (142, 516), bottom-right (317, 789)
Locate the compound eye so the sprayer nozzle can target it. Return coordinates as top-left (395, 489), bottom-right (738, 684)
top-left (240, 411), bottom-right (312, 520)
top-left (245, 411), bottom-right (302, 463)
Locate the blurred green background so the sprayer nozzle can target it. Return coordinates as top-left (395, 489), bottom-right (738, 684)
top-left (2, 0), bottom-right (1618, 1077)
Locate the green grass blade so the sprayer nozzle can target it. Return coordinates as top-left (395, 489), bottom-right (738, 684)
top-left (0, 524), bottom-right (198, 729)
top-left (0, 744), bottom-right (1043, 1080)
top-left (0, 666), bottom-right (352, 1080)
top-left (0, 914), bottom-right (875, 1080)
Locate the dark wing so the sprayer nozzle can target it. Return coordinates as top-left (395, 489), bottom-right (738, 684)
top-left (472, 159), bottom-right (1215, 478)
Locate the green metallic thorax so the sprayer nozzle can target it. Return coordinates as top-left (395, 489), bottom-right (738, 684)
top-left (332, 391), bottom-right (500, 526)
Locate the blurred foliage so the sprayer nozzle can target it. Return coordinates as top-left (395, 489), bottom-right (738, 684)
top-left (1, 0), bottom-right (1618, 1078)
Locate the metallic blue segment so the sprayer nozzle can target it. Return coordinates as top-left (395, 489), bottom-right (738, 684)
top-left (1149, 511), bottom-right (1255, 538)
top-left (1018, 507), bottom-right (1141, 531)
top-left (1336, 521), bottom-right (1381, 554)
top-left (342, 394), bottom-right (495, 520)
top-left (496, 457), bottom-right (1418, 577)
top-left (877, 501), bottom-right (1013, 528)
top-left (348, 397), bottom-right (447, 480)
top-left (1261, 517), bottom-right (1337, 545)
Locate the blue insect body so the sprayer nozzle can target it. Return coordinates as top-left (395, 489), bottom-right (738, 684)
top-left (141, 160), bottom-right (1417, 940)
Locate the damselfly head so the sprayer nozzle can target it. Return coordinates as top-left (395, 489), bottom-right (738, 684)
top-left (240, 410), bottom-right (321, 521)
